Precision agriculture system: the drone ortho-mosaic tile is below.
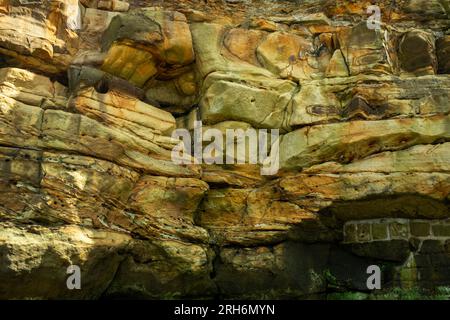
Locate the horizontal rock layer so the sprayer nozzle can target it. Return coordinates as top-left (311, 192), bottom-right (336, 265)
top-left (0, 0), bottom-right (449, 299)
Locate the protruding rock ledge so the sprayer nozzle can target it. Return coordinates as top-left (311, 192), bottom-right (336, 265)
top-left (278, 115), bottom-right (450, 171)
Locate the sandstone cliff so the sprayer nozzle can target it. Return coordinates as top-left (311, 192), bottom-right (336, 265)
top-left (0, 0), bottom-right (449, 299)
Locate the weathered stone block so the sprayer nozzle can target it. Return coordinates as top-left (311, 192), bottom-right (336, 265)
top-left (413, 254), bottom-right (431, 267)
top-left (372, 223), bottom-right (388, 240)
top-left (429, 253), bottom-right (450, 267)
top-left (256, 31), bottom-right (327, 80)
top-left (437, 36), bottom-right (450, 74)
top-left (389, 221), bottom-right (409, 239)
top-left (346, 240), bottom-right (410, 262)
top-left (344, 223), bottom-right (357, 242)
top-left (338, 22), bottom-right (389, 75)
top-left (200, 72), bottom-right (296, 129)
top-left (357, 224), bottom-right (371, 242)
top-left (432, 224), bottom-right (450, 237)
top-left (0, 0), bottom-right (81, 74)
top-left (398, 30), bottom-right (436, 75)
top-left (101, 8), bottom-right (194, 86)
top-left (420, 240), bottom-right (446, 254)
top-left (289, 76), bottom-right (450, 129)
top-left (1, 0), bottom-right (450, 301)
top-left (410, 221), bottom-right (431, 237)
top-left (279, 116), bottom-right (450, 170)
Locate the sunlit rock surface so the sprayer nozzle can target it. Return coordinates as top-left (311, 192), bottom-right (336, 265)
top-left (0, 0), bottom-right (449, 299)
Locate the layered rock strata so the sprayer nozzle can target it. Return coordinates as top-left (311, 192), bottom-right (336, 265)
top-left (0, 0), bottom-right (449, 299)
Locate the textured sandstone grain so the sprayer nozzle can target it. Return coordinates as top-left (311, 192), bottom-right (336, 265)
top-left (0, 0), bottom-right (449, 299)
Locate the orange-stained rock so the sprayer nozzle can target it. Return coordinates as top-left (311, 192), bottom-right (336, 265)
top-left (325, 49), bottom-right (349, 77)
top-left (101, 44), bottom-right (158, 87)
top-left (337, 22), bottom-right (390, 76)
top-left (256, 31), bottom-right (323, 80)
top-left (223, 28), bottom-right (266, 65)
top-left (101, 8), bottom-right (195, 86)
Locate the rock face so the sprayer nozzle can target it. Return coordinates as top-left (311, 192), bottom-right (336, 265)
top-left (0, 0), bottom-right (82, 74)
top-left (0, 0), bottom-right (449, 299)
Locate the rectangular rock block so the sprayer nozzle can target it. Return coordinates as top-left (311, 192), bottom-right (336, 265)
top-left (372, 223), bottom-right (389, 240)
top-left (410, 221), bottom-right (431, 237)
top-left (432, 224), bottom-right (450, 237)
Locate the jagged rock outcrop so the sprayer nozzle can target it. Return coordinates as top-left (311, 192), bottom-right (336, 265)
top-left (0, 0), bottom-right (449, 299)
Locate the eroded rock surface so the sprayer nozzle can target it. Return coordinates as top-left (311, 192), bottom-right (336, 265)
top-left (0, 0), bottom-right (449, 299)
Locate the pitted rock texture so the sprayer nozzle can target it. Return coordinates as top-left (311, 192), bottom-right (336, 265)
top-left (0, 0), bottom-right (449, 299)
